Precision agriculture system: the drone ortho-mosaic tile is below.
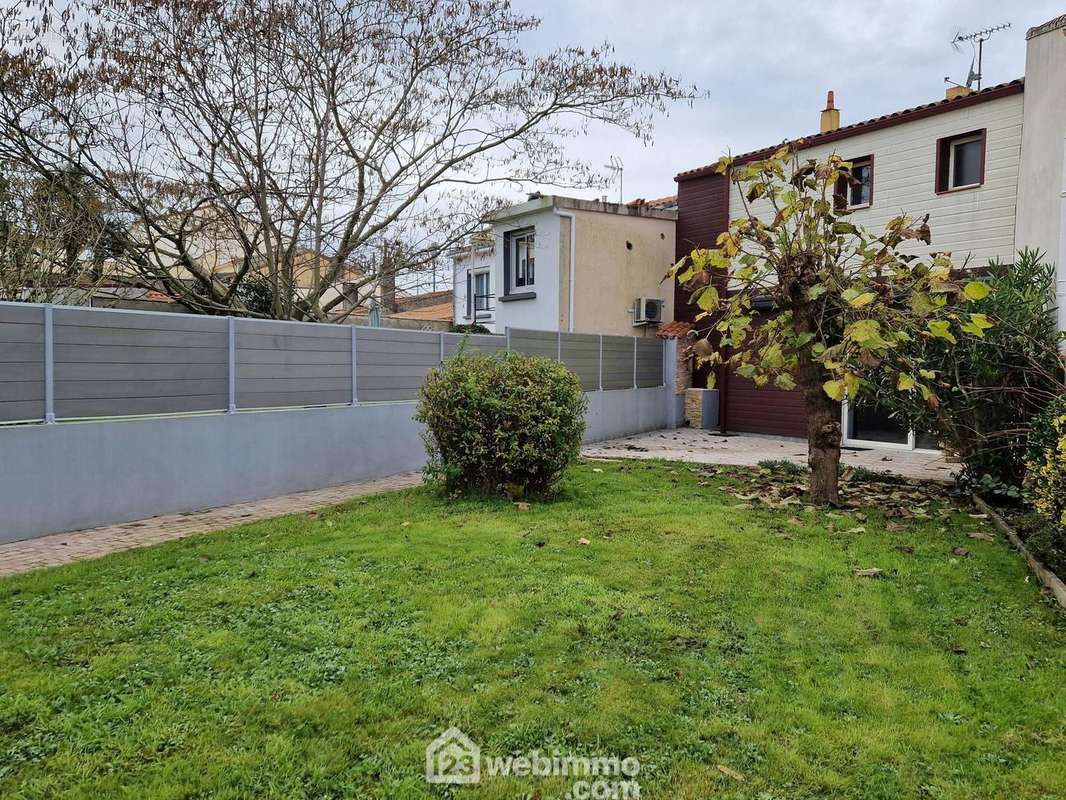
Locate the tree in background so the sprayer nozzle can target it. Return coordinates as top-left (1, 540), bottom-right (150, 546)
top-left (673, 148), bottom-right (990, 504)
top-left (0, 0), bottom-right (696, 319)
top-left (0, 165), bottom-right (121, 302)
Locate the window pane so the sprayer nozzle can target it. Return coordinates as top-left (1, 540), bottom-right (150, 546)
top-left (953, 139), bottom-right (981, 187)
top-left (850, 162), bottom-right (871, 206)
top-left (514, 238), bottom-right (526, 287)
top-left (525, 235), bottom-right (534, 285)
top-left (849, 404), bottom-right (908, 444)
top-left (474, 273), bottom-right (489, 310)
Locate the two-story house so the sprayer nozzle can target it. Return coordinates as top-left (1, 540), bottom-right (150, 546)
top-left (452, 194), bottom-right (677, 336)
top-left (673, 12), bottom-right (1066, 450)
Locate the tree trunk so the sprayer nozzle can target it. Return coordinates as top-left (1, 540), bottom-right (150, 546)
top-left (804, 382), bottom-right (842, 505)
top-left (791, 295), bottom-right (842, 505)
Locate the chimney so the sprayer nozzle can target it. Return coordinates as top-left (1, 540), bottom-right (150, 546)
top-left (945, 85), bottom-right (973, 100)
top-left (820, 90), bottom-right (840, 133)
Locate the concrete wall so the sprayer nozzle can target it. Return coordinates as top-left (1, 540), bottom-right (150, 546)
top-left (1014, 15), bottom-right (1066, 327)
top-left (0, 340), bottom-right (680, 544)
top-left (571, 208), bottom-right (676, 336)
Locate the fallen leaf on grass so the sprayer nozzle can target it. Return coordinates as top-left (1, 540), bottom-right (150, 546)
top-left (592, 468), bottom-right (604, 473)
top-left (967, 531), bottom-right (994, 542)
top-left (717, 765), bottom-right (746, 782)
top-left (577, 537), bottom-right (590, 546)
top-left (894, 545), bottom-right (915, 554)
top-left (951, 547), bottom-right (970, 557)
top-left (853, 567), bottom-right (884, 578)
top-left (514, 502), bottom-right (530, 511)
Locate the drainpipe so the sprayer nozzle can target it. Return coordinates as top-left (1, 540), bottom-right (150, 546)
top-left (554, 210), bottom-right (577, 332)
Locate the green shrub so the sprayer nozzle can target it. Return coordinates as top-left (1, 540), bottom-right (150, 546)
top-left (871, 249), bottom-right (1063, 494)
top-left (1028, 415), bottom-right (1066, 527)
top-left (415, 350), bottom-right (587, 496)
top-left (1026, 394), bottom-right (1066, 468)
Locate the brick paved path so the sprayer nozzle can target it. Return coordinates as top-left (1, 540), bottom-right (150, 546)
top-left (0, 472), bottom-right (422, 578)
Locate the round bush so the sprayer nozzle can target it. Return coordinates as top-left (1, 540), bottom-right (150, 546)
top-left (415, 350), bottom-right (588, 496)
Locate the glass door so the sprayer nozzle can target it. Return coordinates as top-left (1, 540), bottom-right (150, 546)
top-left (842, 402), bottom-right (940, 451)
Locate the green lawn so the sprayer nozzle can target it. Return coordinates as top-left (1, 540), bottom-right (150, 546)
top-left (2, 461), bottom-right (1065, 799)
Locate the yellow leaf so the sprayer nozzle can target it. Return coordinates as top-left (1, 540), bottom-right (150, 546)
top-left (823, 379), bottom-right (845, 401)
top-left (849, 291), bottom-right (876, 308)
top-left (843, 372), bottom-right (860, 398)
top-left (897, 373), bottom-right (915, 391)
top-left (963, 281), bottom-right (990, 301)
top-left (695, 286), bottom-right (720, 312)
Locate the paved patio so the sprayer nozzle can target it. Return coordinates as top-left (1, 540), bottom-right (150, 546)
top-left (0, 472), bottom-right (422, 578)
top-left (583, 427), bottom-right (957, 482)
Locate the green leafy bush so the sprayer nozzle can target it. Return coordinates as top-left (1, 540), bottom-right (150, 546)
top-left (872, 249), bottom-right (1063, 495)
top-left (416, 350), bottom-right (587, 496)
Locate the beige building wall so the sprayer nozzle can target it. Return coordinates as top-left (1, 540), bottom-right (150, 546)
top-left (568, 209), bottom-right (676, 336)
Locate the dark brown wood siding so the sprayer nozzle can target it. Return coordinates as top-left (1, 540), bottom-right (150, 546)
top-left (676, 169), bottom-right (808, 435)
top-left (674, 172), bottom-right (730, 324)
top-left (721, 369), bottom-right (808, 438)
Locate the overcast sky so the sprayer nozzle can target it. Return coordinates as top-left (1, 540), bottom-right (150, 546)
top-left (518, 0), bottom-right (1062, 202)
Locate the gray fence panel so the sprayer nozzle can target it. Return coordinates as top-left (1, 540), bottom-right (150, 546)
top-left (356, 327), bottom-right (442, 402)
top-left (236, 318), bottom-right (352, 409)
top-left (601, 336), bottom-right (635, 390)
top-left (561, 333), bottom-right (601, 391)
top-left (0, 304), bottom-right (45, 422)
top-left (510, 328), bottom-right (559, 360)
top-left (442, 332), bottom-right (506, 359)
top-left (52, 307), bottom-right (229, 419)
top-left (636, 338), bottom-right (664, 387)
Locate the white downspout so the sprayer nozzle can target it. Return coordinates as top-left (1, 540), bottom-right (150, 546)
top-left (555, 210), bottom-right (577, 332)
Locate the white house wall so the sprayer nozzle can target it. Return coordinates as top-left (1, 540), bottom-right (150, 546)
top-left (492, 208), bottom-right (562, 332)
top-left (452, 249), bottom-right (496, 331)
top-left (729, 92), bottom-right (1024, 267)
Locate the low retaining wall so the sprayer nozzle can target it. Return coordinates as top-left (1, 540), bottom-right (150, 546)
top-left (1, 374), bottom-right (677, 544)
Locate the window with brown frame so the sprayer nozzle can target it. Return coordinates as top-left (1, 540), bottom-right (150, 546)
top-left (847, 156), bottom-right (873, 208)
top-left (936, 130), bottom-right (985, 193)
top-left (834, 155), bottom-right (873, 210)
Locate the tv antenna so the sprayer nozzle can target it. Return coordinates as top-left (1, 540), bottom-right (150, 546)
top-left (946, 23), bottom-right (1011, 92)
top-left (604, 155), bottom-right (624, 204)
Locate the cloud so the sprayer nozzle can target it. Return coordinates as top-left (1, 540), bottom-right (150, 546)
top-left (520, 0), bottom-right (1060, 201)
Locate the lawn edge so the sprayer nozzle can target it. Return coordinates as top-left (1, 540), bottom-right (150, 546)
top-left (972, 494), bottom-right (1066, 611)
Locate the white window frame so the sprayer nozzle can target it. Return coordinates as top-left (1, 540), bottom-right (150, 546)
top-left (847, 158), bottom-right (872, 210)
top-left (947, 133), bottom-right (983, 190)
top-left (473, 269), bottom-right (491, 313)
top-left (510, 231), bottom-right (535, 290)
top-left (841, 401), bottom-right (940, 452)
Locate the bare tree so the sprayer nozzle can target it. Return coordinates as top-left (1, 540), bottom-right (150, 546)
top-left (0, 164), bottom-right (119, 303)
top-left (0, 0), bottom-right (695, 320)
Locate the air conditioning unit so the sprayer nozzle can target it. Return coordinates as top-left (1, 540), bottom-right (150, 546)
top-left (633, 297), bottom-right (664, 326)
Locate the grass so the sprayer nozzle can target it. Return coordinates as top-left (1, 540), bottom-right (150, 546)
top-left (2, 460), bottom-right (1065, 799)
